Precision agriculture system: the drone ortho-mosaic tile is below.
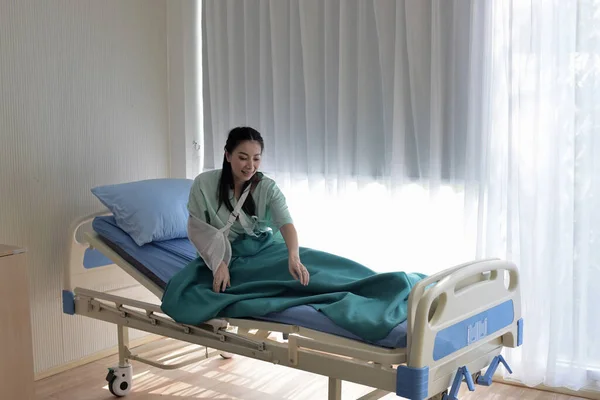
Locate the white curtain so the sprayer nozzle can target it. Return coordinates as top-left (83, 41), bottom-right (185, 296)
top-left (485, 0), bottom-right (600, 391)
top-left (199, 0), bottom-right (600, 392)
top-left (201, 0), bottom-right (488, 274)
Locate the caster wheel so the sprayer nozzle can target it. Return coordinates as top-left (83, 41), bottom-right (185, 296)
top-left (472, 371), bottom-right (482, 385)
top-left (220, 352), bottom-right (233, 359)
top-left (105, 364), bottom-right (132, 397)
top-left (429, 389), bottom-right (448, 400)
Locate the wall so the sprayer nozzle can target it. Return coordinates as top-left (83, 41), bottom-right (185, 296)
top-left (0, 0), bottom-right (169, 376)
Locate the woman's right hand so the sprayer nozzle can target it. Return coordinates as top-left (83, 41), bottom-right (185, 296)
top-left (213, 261), bottom-right (231, 293)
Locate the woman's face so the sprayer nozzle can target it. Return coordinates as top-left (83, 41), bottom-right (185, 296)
top-left (226, 140), bottom-right (262, 184)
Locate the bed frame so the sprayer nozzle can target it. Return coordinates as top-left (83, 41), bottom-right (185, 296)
top-left (62, 213), bottom-right (523, 399)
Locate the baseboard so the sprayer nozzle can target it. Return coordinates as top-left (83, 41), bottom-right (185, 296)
top-left (493, 375), bottom-right (600, 400)
top-left (34, 333), bottom-right (162, 381)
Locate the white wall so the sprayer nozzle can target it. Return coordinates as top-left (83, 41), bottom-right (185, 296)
top-left (0, 0), bottom-right (169, 376)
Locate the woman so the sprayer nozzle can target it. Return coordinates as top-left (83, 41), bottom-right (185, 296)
top-left (161, 126), bottom-right (425, 344)
top-left (186, 126), bottom-right (309, 293)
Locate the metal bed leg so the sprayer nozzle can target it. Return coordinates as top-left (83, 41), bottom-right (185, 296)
top-left (328, 377), bottom-right (341, 400)
top-left (106, 324), bottom-right (133, 397)
top-left (117, 324), bottom-right (130, 367)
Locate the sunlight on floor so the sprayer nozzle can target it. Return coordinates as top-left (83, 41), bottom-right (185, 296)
top-left (98, 339), bottom-right (373, 399)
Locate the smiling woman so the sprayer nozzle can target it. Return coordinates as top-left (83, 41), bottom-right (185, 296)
top-left (184, 126), bottom-right (310, 293)
top-left (161, 125), bottom-right (428, 342)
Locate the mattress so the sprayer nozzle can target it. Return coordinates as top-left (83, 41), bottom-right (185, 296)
top-left (92, 216), bottom-right (409, 348)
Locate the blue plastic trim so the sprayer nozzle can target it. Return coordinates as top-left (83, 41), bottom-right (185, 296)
top-left (62, 290), bottom-right (75, 315)
top-left (433, 300), bottom-right (514, 361)
top-left (476, 354), bottom-right (512, 386)
top-left (83, 247), bottom-right (113, 269)
top-left (396, 365), bottom-right (429, 399)
top-left (517, 318), bottom-right (523, 346)
top-left (442, 366), bottom-right (475, 400)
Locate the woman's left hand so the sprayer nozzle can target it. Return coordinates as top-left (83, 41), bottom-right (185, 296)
top-left (289, 254), bottom-right (309, 286)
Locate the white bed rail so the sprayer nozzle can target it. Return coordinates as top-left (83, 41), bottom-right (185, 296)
top-left (72, 287), bottom-right (405, 396)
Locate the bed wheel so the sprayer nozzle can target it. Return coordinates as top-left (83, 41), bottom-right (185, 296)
top-left (429, 389), bottom-right (448, 400)
top-left (220, 352), bottom-right (233, 359)
top-left (106, 364), bottom-right (132, 397)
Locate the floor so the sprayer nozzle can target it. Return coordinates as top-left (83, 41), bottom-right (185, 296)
top-left (35, 337), bottom-right (589, 400)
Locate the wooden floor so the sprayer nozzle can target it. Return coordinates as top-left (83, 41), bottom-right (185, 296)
top-left (35, 337), bottom-right (589, 400)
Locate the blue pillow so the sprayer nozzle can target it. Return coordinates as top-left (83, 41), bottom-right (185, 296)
top-left (91, 178), bottom-right (193, 246)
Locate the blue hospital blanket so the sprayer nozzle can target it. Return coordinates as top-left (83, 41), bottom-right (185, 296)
top-left (160, 231), bottom-right (426, 343)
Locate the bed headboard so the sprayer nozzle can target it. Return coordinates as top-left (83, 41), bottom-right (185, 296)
top-left (64, 211), bottom-right (142, 300)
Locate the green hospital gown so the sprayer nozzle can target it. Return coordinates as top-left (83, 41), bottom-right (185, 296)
top-left (187, 169), bottom-right (293, 243)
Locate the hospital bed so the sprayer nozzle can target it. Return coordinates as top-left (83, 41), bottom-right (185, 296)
top-left (63, 211), bottom-right (523, 400)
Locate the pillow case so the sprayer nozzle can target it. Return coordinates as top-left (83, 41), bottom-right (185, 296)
top-left (91, 178), bottom-right (193, 246)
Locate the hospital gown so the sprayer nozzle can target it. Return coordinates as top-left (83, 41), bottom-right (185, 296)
top-left (186, 169), bottom-right (293, 274)
top-left (188, 169), bottom-right (292, 241)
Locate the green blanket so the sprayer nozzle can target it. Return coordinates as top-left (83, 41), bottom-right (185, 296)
top-left (161, 232), bottom-right (426, 343)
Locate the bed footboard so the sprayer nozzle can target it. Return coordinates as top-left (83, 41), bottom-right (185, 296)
top-left (397, 259), bottom-right (522, 399)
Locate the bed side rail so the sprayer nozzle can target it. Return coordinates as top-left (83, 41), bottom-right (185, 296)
top-left (72, 288), bottom-right (405, 392)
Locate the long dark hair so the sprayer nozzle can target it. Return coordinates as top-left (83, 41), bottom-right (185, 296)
top-left (218, 126), bottom-right (265, 216)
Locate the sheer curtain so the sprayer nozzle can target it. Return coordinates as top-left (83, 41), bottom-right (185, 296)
top-left (201, 0), bottom-right (488, 274)
top-left (199, 0), bottom-right (600, 392)
top-left (484, 0), bottom-right (600, 391)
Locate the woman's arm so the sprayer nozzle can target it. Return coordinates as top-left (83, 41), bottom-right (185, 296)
top-left (267, 182), bottom-right (309, 285)
top-left (280, 223), bottom-right (309, 285)
top-left (187, 176), bottom-right (231, 291)
top-left (280, 223), bottom-right (300, 258)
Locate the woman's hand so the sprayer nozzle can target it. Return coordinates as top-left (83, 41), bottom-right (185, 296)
top-left (289, 254), bottom-right (309, 286)
top-left (213, 261), bottom-right (231, 292)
